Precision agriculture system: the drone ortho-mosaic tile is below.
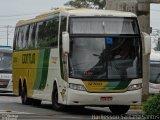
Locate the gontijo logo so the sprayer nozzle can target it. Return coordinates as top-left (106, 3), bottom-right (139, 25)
top-left (22, 53), bottom-right (35, 64)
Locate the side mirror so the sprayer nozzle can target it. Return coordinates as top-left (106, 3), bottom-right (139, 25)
top-left (142, 32), bottom-right (151, 55)
top-left (62, 32), bottom-right (70, 54)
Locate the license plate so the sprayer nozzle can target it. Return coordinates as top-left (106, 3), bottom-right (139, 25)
top-left (100, 97), bottom-right (112, 101)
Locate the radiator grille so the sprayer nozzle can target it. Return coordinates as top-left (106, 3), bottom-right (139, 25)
top-left (0, 79), bottom-right (9, 88)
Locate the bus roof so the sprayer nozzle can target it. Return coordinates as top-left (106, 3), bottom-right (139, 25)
top-left (16, 8), bottom-right (137, 27)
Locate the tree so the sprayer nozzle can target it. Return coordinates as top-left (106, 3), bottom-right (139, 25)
top-left (144, 94), bottom-right (160, 116)
top-left (64, 0), bottom-right (106, 9)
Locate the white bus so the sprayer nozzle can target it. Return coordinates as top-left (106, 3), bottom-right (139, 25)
top-left (149, 49), bottom-right (160, 94)
top-left (0, 46), bottom-right (12, 93)
top-left (13, 8), bottom-right (150, 114)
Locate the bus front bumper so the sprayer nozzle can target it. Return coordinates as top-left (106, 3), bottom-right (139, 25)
top-left (149, 87), bottom-right (160, 94)
top-left (66, 88), bottom-right (142, 106)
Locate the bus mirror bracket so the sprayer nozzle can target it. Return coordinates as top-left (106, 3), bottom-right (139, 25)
top-left (62, 32), bottom-right (70, 54)
top-left (142, 32), bottom-right (151, 55)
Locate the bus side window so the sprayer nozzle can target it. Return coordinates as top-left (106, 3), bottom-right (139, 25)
top-left (37, 21), bottom-right (45, 48)
top-left (22, 25), bottom-right (30, 49)
top-left (59, 16), bottom-right (67, 79)
top-left (36, 18), bottom-right (59, 48)
top-left (46, 18), bottom-right (58, 47)
top-left (28, 23), bottom-right (37, 49)
top-left (13, 28), bottom-right (19, 50)
top-left (17, 27), bottom-right (23, 50)
top-left (21, 26), bottom-right (25, 49)
top-left (59, 16), bottom-right (67, 48)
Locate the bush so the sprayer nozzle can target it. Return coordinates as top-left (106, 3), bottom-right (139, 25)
top-left (144, 94), bottom-right (160, 116)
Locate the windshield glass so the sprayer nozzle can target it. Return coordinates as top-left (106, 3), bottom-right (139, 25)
top-left (0, 51), bottom-right (12, 72)
top-left (69, 37), bottom-right (142, 80)
top-left (150, 62), bottom-right (160, 84)
top-left (70, 17), bottom-right (139, 35)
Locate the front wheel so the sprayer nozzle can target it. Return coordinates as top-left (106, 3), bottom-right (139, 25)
top-left (52, 87), bottom-right (64, 111)
top-left (32, 99), bottom-right (41, 106)
top-left (109, 105), bottom-right (130, 115)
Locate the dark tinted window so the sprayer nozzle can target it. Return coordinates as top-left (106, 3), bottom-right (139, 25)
top-left (22, 25), bottom-right (30, 49)
top-left (37, 18), bottom-right (59, 48)
top-left (14, 17), bottom-right (60, 50)
top-left (59, 16), bottom-right (67, 79)
top-left (14, 25), bottom-right (30, 50)
top-left (28, 23), bottom-right (37, 49)
top-left (13, 28), bottom-right (19, 50)
top-left (17, 27), bottom-right (23, 49)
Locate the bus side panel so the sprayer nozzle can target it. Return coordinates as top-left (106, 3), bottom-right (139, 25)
top-left (13, 49), bottom-right (53, 98)
top-left (40, 48), bottom-right (61, 101)
top-left (12, 50), bottom-right (39, 96)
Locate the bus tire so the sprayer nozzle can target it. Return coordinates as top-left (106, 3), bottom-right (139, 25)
top-left (67, 106), bottom-right (85, 111)
top-left (32, 99), bottom-right (41, 106)
top-left (109, 105), bottom-right (130, 115)
top-left (52, 86), bottom-right (64, 111)
top-left (21, 84), bottom-right (32, 105)
top-left (18, 80), bottom-right (22, 96)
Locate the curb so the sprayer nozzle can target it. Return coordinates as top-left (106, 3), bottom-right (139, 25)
top-left (130, 106), bottom-right (143, 110)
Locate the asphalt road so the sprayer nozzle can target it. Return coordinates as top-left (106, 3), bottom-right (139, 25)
top-left (0, 93), bottom-right (143, 120)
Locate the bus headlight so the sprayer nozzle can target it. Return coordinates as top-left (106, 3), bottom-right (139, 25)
top-left (127, 84), bottom-right (142, 91)
top-left (69, 83), bottom-right (86, 91)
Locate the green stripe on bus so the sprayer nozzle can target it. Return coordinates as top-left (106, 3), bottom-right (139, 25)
top-left (38, 49), bottom-right (50, 90)
top-left (34, 49), bottom-right (45, 90)
top-left (104, 80), bottom-right (131, 90)
top-left (113, 80), bottom-right (131, 90)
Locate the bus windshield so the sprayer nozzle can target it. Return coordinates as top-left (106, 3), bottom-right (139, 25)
top-left (69, 17), bottom-right (142, 80)
top-left (69, 37), bottom-right (141, 80)
top-left (0, 51), bottom-right (12, 72)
